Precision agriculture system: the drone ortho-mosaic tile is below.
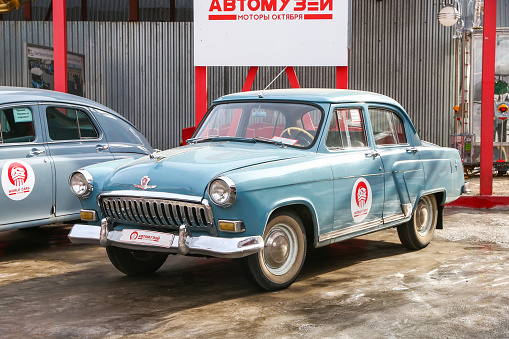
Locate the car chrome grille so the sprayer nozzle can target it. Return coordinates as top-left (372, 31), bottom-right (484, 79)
top-left (100, 196), bottom-right (214, 232)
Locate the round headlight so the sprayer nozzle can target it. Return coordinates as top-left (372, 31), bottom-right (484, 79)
top-left (208, 176), bottom-right (236, 206)
top-left (69, 170), bottom-right (93, 198)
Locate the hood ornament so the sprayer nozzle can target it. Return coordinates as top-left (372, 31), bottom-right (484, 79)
top-left (134, 176), bottom-right (157, 190)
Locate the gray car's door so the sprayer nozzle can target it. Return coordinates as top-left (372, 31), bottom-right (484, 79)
top-left (0, 104), bottom-right (53, 228)
top-left (41, 104), bottom-right (114, 219)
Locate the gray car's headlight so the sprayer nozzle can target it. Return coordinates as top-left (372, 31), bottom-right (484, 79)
top-left (69, 170), bottom-right (93, 198)
top-left (208, 176), bottom-right (236, 207)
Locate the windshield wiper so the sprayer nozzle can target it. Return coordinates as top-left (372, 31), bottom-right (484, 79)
top-left (253, 137), bottom-right (287, 148)
top-left (187, 136), bottom-right (257, 144)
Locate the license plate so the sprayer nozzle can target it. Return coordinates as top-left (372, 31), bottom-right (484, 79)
top-left (119, 229), bottom-right (174, 248)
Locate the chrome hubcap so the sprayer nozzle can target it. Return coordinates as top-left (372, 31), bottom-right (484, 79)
top-left (263, 223), bottom-right (298, 276)
top-left (415, 197), bottom-right (432, 236)
top-left (265, 230), bottom-right (290, 268)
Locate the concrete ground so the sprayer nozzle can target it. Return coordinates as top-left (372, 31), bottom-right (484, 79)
top-left (0, 208), bottom-right (508, 338)
top-left (466, 174), bottom-right (509, 196)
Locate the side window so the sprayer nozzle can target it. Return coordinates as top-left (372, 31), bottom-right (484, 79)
top-left (0, 107), bottom-right (36, 143)
top-left (46, 107), bottom-right (99, 141)
top-left (326, 108), bottom-right (367, 149)
top-left (369, 108), bottom-right (407, 146)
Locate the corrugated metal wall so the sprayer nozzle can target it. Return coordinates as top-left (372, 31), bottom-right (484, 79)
top-left (0, 22), bottom-right (194, 150)
top-left (350, 0), bottom-right (456, 146)
top-left (1, 0), bottom-right (474, 148)
top-left (2, 0), bottom-right (192, 22)
top-left (208, 1), bottom-right (457, 147)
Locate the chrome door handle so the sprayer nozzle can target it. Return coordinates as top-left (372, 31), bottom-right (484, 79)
top-left (96, 145), bottom-right (109, 151)
top-left (365, 151), bottom-right (380, 158)
top-left (406, 147), bottom-right (418, 154)
top-left (29, 149), bottom-right (46, 156)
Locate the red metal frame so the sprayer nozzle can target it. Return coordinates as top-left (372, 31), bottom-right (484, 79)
top-left (195, 66), bottom-right (208, 126)
top-left (24, 2), bottom-right (32, 21)
top-left (480, 0), bottom-right (498, 195)
top-left (53, 0), bottom-right (67, 93)
top-left (285, 67), bottom-right (300, 88)
top-left (129, 0), bottom-right (139, 22)
top-left (336, 66), bottom-right (348, 89)
top-left (242, 67), bottom-right (259, 92)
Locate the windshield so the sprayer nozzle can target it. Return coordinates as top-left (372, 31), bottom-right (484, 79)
top-left (194, 102), bottom-right (323, 148)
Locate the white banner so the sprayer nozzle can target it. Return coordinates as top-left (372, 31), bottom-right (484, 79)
top-left (194, 0), bottom-right (348, 66)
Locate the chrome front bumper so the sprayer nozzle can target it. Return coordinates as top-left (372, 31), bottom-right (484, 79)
top-left (68, 221), bottom-right (264, 259)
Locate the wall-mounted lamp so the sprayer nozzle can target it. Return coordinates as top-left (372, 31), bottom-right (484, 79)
top-left (438, 5), bottom-right (461, 27)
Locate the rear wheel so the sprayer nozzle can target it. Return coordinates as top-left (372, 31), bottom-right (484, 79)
top-left (106, 246), bottom-right (168, 275)
top-left (242, 211), bottom-right (307, 291)
top-left (397, 194), bottom-right (438, 250)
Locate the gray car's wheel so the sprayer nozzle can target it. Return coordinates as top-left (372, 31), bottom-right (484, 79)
top-left (242, 211), bottom-right (307, 291)
top-left (397, 194), bottom-right (438, 250)
top-left (106, 246), bottom-right (168, 276)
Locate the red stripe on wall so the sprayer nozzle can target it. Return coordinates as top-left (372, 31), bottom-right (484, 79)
top-left (209, 15), bottom-right (237, 20)
top-left (304, 14), bottom-right (333, 20)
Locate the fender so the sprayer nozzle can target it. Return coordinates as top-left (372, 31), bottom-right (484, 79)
top-left (265, 197), bottom-right (321, 246)
top-left (392, 160), bottom-right (425, 213)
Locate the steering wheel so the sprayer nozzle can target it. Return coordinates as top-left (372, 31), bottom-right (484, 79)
top-left (280, 127), bottom-right (314, 146)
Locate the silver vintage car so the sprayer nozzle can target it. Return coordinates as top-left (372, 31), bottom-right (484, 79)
top-left (0, 87), bottom-right (152, 231)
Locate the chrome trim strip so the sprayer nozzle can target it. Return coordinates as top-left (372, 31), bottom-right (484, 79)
top-left (98, 191), bottom-right (202, 203)
top-left (392, 169), bottom-right (423, 174)
top-left (68, 224), bottom-right (263, 259)
top-left (332, 173), bottom-right (384, 180)
top-left (383, 213), bottom-right (406, 224)
top-left (319, 218), bottom-right (383, 242)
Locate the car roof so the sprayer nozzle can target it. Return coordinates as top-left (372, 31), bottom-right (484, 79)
top-left (0, 86), bottom-right (114, 112)
top-left (214, 88), bottom-right (403, 108)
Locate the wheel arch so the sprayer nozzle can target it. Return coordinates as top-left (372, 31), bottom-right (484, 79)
top-left (266, 201), bottom-right (319, 247)
top-left (414, 189), bottom-right (445, 230)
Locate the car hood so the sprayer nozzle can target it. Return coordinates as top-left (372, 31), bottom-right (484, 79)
top-left (101, 142), bottom-right (308, 197)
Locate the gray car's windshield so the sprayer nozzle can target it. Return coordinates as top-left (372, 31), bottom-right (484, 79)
top-left (194, 102), bottom-right (323, 148)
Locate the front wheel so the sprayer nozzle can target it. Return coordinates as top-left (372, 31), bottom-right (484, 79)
top-left (242, 211), bottom-right (307, 291)
top-left (397, 194), bottom-right (438, 250)
top-left (106, 246), bottom-right (168, 276)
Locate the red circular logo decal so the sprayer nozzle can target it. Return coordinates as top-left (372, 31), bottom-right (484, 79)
top-left (8, 162), bottom-right (28, 187)
top-left (355, 181), bottom-right (368, 208)
top-left (130, 231), bottom-right (139, 241)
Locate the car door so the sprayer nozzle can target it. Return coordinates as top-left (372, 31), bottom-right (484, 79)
top-left (41, 104), bottom-right (114, 219)
top-left (322, 105), bottom-right (385, 241)
top-left (367, 106), bottom-right (424, 222)
top-left (0, 104), bottom-right (53, 227)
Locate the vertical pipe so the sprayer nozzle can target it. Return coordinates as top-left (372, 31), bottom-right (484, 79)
top-left (480, 0), bottom-right (498, 196)
top-left (53, 0), bottom-right (67, 93)
top-left (195, 66), bottom-right (208, 126)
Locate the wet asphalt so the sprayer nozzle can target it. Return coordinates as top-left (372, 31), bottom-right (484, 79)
top-left (0, 208), bottom-right (508, 338)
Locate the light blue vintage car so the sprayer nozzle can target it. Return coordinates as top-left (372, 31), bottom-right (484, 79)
top-left (69, 89), bottom-right (467, 290)
top-left (0, 87), bottom-right (152, 231)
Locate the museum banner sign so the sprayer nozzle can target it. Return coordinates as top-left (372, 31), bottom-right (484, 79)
top-left (194, 0), bottom-right (349, 66)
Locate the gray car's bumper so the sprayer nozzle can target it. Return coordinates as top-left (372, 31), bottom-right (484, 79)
top-left (68, 221), bottom-right (264, 259)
